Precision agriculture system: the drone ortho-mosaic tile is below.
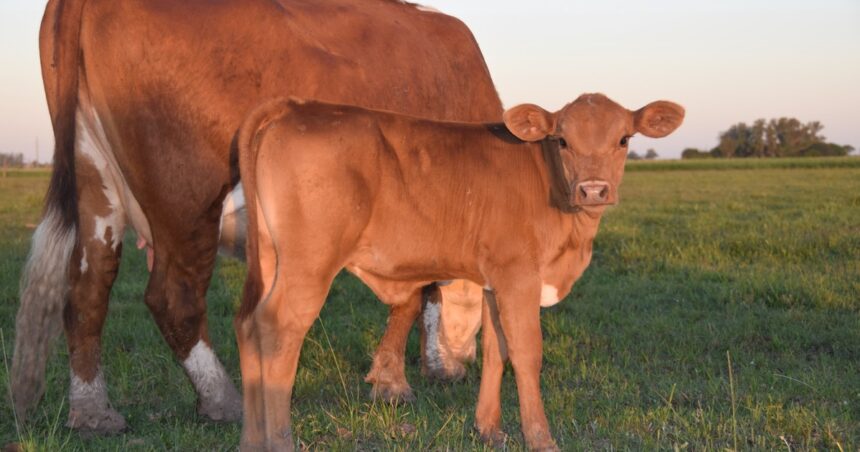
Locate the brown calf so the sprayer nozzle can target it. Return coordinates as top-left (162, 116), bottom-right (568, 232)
top-left (236, 94), bottom-right (684, 450)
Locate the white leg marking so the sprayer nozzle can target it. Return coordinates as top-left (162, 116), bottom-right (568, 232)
top-left (183, 340), bottom-right (234, 404)
top-left (540, 283), bottom-right (561, 307)
top-left (69, 369), bottom-right (110, 410)
top-left (80, 248), bottom-right (88, 274)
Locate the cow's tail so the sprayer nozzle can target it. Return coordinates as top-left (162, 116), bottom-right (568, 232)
top-left (235, 97), bottom-right (297, 320)
top-left (11, 0), bottom-right (86, 421)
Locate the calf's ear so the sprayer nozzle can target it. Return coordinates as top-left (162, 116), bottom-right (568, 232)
top-left (633, 101), bottom-right (685, 138)
top-left (503, 104), bottom-right (556, 142)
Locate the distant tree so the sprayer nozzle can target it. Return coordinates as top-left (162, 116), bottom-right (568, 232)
top-left (713, 118), bottom-right (838, 158)
top-left (681, 148), bottom-right (711, 159)
top-left (0, 152), bottom-right (24, 168)
top-left (644, 149), bottom-right (658, 160)
top-left (627, 150), bottom-right (642, 160)
top-left (797, 142), bottom-right (853, 157)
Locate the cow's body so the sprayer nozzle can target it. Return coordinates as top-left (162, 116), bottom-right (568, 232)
top-left (13, 0), bottom-right (501, 432)
top-left (237, 95), bottom-right (684, 450)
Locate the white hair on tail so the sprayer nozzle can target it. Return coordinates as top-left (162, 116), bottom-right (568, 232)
top-left (11, 208), bottom-right (76, 417)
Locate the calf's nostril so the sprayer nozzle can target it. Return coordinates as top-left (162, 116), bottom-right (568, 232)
top-left (599, 185), bottom-right (609, 199)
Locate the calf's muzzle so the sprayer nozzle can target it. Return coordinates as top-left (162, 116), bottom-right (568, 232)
top-left (574, 180), bottom-right (613, 206)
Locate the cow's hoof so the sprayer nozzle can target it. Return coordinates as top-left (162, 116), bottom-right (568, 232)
top-left (476, 427), bottom-right (508, 449)
top-left (421, 361), bottom-right (466, 381)
top-left (365, 351), bottom-right (415, 403)
top-left (197, 383), bottom-right (243, 422)
top-left (67, 406), bottom-right (127, 435)
top-left (368, 380), bottom-right (416, 404)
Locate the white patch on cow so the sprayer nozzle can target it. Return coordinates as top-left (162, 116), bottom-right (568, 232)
top-left (75, 106), bottom-right (153, 250)
top-left (422, 301), bottom-right (446, 372)
top-left (219, 184), bottom-right (248, 258)
top-left (80, 248), bottom-right (88, 274)
top-left (222, 183), bottom-right (246, 218)
top-left (77, 111), bottom-right (125, 250)
top-left (183, 340), bottom-right (234, 405)
top-left (539, 283), bottom-right (561, 307)
top-left (69, 369), bottom-right (110, 411)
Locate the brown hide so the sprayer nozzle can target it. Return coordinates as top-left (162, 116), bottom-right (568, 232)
top-left (238, 95), bottom-right (683, 449)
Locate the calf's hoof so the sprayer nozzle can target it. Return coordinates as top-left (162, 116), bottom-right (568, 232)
top-left (197, 383), bottom-right (243, 422)
top-left (66, 406), bottom-right (127, 435)
top-left (525, 430), bottom-right (560, 452)
top-left (476, 426), bottom-right (508, 449)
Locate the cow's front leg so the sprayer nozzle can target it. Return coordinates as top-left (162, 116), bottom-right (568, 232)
top-left (143, 218), bottom-right (242, 423)
top-left (494, 278), bottom-right (558, 451)
top-left (365, 286), bottom-right (422, 403)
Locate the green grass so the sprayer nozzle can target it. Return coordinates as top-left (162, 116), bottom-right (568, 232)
top-left (1, 164), bottom-right (858, 450)
top-left (625, 155), bottom-right (860, 171)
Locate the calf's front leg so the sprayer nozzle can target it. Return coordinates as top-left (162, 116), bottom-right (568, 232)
top-left (475, 290), bottom-right (508, 446)
top-left (492, 279), bottom-right (558, 451)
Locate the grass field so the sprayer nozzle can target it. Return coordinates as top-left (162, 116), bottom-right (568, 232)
top-left (1, 159), bottom-right (859, 450)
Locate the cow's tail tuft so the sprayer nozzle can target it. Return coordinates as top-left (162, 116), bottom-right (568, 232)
top-left (11, 0), bottom-right (86, 421)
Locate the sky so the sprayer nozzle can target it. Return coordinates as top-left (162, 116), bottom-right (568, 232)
top-left (1, 0), bottom-right (858, 161)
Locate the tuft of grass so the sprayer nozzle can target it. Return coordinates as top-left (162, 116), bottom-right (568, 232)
top-left (1, 165), bottom-right (858, 450)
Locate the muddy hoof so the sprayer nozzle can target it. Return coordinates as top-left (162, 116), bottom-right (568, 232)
top-left (197, 383), bottom-right (243, 423)
top-left (67, 406), bottom-right (127, 435)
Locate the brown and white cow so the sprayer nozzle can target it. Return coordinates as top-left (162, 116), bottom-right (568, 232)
top-left (236, 94), bottom-right (683, 450)
top-left (13, 0), bottom-right (501, 433)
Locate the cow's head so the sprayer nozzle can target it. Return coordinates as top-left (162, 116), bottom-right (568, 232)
top-left (503, 93), bottom-right (684, 212)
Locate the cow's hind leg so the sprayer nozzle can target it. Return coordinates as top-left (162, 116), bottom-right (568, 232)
top-left (62, 129), bottom-right (130, 433)
top-left (143, 217), bottom-right (242, 423)
top-left (421, 281), bottom-right (483, 380)
top-left (365, 287), bottom-right (422, 403)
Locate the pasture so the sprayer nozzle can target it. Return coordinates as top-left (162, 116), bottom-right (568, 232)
top-left (1, 158), bottom-right (858, 450)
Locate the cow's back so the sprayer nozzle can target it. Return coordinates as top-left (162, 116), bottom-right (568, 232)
top-left (77, 0), bottom-right (501, 192)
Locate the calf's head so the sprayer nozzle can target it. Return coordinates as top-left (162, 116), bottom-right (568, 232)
top-left (503, 93), bottom-right (684, 211)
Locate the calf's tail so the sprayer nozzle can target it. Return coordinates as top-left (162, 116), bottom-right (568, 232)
top-left (235, 98), bottom-right (297, 319)
top-left (11, 0), bottom-right (86, 421)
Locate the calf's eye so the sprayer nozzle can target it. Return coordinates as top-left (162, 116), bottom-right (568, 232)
top-left (558, 138), bottom-right (568, 148)
top-left (620, 136), bottom-right (629, 147)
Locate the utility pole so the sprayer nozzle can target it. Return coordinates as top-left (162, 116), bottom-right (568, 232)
top-left (35, 137), bottom-right (40, 166)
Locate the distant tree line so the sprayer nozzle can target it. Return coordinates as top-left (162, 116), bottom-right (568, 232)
top-left (628, 148), bottom-right (658, 160)
top-left (682, 118), bottom-right (854, 159)
top-left (0, 152), bottom-right (25, 167)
